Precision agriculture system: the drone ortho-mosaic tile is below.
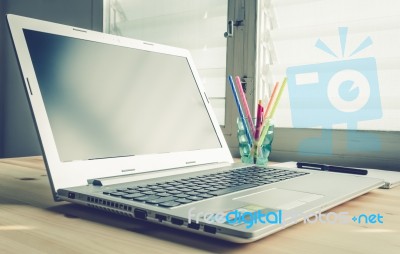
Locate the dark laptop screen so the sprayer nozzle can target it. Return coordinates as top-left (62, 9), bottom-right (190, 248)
top-left (23, 29), bottom-right (222, 162)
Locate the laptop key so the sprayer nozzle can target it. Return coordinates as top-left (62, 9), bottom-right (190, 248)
top-left (157, 192), bottom-right (172, 197)
top-left (209, 183), bottom-right (257, 196)
top-left (175, 193), bottom-right (189, 198)
top-left (122, 193), bottom-right (144, 199)
top-left (251, 181), bottom-right (265, 186)
top-left (159, 201), bottom-right (181, 208)
top-left (146, 196), bottom-right (178, 204)
top-left (133, 195), bottom-right (160, 201)
top-left (269, 179), bottom-right (281, 183)
top-left (165, 186), bottom-right (177, 191)
top-left (149, 185), bottom-right (162, 190)
top-left (187, 196), bottom-right (203, 201)
top-left (172, 180), bottom-right (185, 184)
top-left (168, 190), bottom-right (181, 195)
top-left (173, 184), bottom-right (186, 189)
top-left (198, 193), bottom-right (214, 199)
top-left (175, 198), bottom-right (192, 204)
top-left (143, 191), bottom-right (156, 195)
top-left (184, 183), bottom-right (197, 187)
top-left (225, 183), bottom-right (239, 188)
top-left (110, 192), bottom-right (127, 197)
top-left (215, 185), bottom-right (227, 189)
top-left (158, 184), bottom-right (172, 188)
top-left (209, 183), bottom-right (220, 186)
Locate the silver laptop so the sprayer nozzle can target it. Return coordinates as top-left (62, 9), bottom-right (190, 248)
top-left (7, 14), bottom-right (384, 243)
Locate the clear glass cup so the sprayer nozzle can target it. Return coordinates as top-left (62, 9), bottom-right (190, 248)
top-left (237, 117), bottom-right (274, 165)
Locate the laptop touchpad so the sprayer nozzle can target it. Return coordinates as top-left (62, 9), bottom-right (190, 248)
top-left (234, 188), bottom-right (324, 210)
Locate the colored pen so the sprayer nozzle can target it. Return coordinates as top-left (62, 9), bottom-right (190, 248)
top-left (263, 81), bottom-right (280, 120)
top-left (254, 100), bottom-right (263, 140)
top-left (228, 75), bottom-right (252, 146)
top-left (235, 76), bottom-right (255, 138)
top-left (258, 77), bottom-right (287, 145)
top-left (297, 162), bottom-right (368, 175)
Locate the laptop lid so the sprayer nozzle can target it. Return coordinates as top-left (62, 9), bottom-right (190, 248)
top-left (7, 14), bottom-right (233, 194)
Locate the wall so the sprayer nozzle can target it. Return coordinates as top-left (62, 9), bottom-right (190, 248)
top-left (0, 0), bottom-right (103, 158)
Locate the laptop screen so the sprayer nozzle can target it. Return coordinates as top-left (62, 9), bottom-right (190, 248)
top-left (23, 29), bottom-right (222, 162)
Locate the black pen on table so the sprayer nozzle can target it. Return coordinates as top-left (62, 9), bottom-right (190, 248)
top-left (297, 162), bottom-right (368, 175)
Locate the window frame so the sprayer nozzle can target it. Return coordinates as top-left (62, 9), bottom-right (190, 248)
top-left (223, 0), bottom-right (258, 157)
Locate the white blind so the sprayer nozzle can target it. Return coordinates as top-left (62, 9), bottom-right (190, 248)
top-left (105, 0), bottom-right (227, 125)
top-left (259, 0), bottom-right (400, 131)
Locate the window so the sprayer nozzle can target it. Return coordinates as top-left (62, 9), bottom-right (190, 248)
top-left (256, 0), bottom-right (400, 170)
top-left (104, 0), bottom-right (228, 125)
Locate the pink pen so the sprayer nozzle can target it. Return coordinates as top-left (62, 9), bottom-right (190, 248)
top-left (235, 76), bottom-right (255, 137)
top-left (255, 100), bottom-right (263, 140)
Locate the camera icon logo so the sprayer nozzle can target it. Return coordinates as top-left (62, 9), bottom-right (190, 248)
top-left (287, 57), bottom-right (382, 128)
top-left (286, 27), bottom-right (382, 153)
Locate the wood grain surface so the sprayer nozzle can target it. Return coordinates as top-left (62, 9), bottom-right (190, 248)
top-left (0, 157), bottom-right (399, 254)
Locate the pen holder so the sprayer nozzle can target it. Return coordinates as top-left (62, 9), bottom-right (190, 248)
top-left (237, 117), bottom-right (274, 165)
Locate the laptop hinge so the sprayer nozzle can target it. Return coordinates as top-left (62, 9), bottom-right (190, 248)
top-left (87, 179), bottom-right (103, 186)
top-left (87, 174), bottom-right (137, 187)
top-left (87, 162), bottom-right (231, 187)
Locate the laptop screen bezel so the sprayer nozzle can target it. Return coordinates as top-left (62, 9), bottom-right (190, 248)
top-left (7, 14), bottom-right (233, 194)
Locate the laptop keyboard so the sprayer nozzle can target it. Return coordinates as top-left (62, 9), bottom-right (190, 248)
top-left (102, 166), bottom-right (308, 208)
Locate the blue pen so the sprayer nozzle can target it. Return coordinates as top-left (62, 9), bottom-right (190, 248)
top-left (228, 75), bottom-right (253, 146)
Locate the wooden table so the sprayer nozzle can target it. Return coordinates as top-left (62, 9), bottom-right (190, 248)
top-left (0, 156), bottom-right (399, 254)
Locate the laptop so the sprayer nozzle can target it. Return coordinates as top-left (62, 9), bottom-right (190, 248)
top-left (7, 14), bottom-right (384, 243)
